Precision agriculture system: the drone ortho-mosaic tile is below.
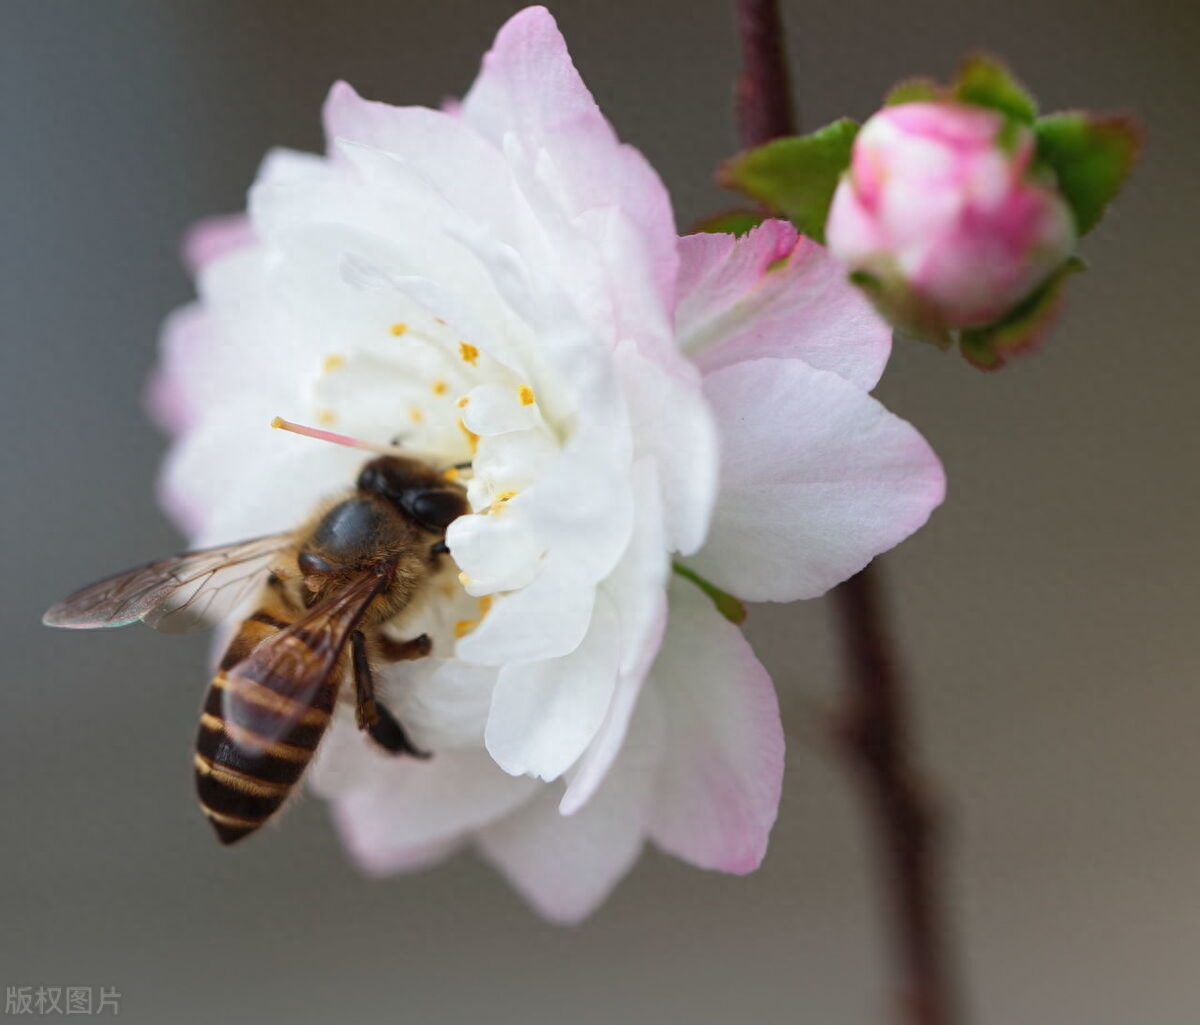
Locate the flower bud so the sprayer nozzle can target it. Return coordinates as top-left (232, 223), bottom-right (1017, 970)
top-left (827, 101), bottom-right (1076, 336)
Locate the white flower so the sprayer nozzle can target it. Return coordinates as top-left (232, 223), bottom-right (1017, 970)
top-left (152, 6), bottom-right (944, 921)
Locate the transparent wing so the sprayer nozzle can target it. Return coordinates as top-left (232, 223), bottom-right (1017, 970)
top-left (220, 569), bottom-right (389, 755)
top-left (42, 534), bottom-right (292, 634)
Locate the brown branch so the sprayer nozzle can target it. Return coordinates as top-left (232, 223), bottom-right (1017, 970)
top-left (731, 3), bottom-right (962, 1023)
top-left (833, 565), bottom-right (960, 1025)
top-left (734, 0), bottom-right (797, 146)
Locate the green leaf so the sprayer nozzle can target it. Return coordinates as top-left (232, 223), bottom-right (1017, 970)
top-left (1035, 113), bottom-right (1141, 235)
top-left (958, 258), bottom-right (1084, 370)
top-left (671, 563), bottom-right (747, 625)
top-left (884, 77), bottom-right (941, 106)
top-left (953, 54), bottom-right (1038, 123)
top-left (720, 119), bottom-right (860, 243)
top-left (690, 208), bottom-right (765, 236)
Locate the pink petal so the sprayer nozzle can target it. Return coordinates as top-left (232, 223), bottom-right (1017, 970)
top-left (677, 221), bottom-right (892, 392)
top-left (460, 6), bottom-right (678, 342)
top-left (646, 578), bottom-right (783, 874)
top-left (688, 357), bottom-right (945, 602)
top-left (181, 214), bottom-right (255, 275)
top-left (476, 703), bottom-right (660, 923)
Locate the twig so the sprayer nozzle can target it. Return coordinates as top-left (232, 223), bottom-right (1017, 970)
top-left (833, 566), bottom-right (959, 1025)
top-left (734, 0), bottom-right (797, 146)
top-left (731, 3), bottom-right (961, 1022)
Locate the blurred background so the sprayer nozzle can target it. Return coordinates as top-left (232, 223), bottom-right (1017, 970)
top-left (2, 0), bottom-right (1197, 1021)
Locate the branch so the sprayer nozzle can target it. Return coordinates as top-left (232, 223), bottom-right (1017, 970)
top-left (731, 4), bottom-right (962, 1023)
top-left (734, 0), bottom-right (797, 146)
top-left (833, 565), bottom-right (960, 1025)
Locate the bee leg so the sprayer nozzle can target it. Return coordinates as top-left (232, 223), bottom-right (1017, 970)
top-left (376, 632), bottom-right (433, 662)
top-left (350, 630), bottom-right (431, 759)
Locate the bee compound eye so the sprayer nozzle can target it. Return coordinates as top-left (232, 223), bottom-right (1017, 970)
top-left (409, 489), bottom-right (467, 531)
top-left (297, 550), bottom-right (335, 576)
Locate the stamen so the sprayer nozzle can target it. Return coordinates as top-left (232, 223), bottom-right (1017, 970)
top-left (488, 490), bottom-right (516, 513)
top-left (459, 342), bottom-right (479, 365)
top-left (457, 417), bottom-right (479, 454)
top-left (270, 417), bottom-right (408, 457)
top-left (431, 379), bottom-right (448, 396)
top-left (443, 467), bottom-right (461, 482)
top-left (518, 385), bottom-right (535, 406)
top-left (390, 322), bottom-right (408, 337)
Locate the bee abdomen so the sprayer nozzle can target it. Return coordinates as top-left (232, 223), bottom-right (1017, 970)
top-left (194, 609), bottom-right (336, 845)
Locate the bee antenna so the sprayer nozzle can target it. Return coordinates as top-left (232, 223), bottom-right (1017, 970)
top-left (270, 417), bottom-right (409, 458)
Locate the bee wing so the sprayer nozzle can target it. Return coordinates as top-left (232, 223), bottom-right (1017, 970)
top-left (220, 569), bottom-right (390, 755)
top-left (43, 534), bottom-right (292, 634)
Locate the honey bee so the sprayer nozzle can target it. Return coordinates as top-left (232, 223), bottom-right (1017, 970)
top-left (43, 448), bottom-right (469, 844)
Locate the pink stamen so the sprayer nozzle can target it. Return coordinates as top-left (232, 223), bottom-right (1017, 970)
top-left (270, 416), bottom-right (407, 457)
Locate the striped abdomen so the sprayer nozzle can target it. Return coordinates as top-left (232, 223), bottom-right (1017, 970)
top-left (194, 607), bottom-right (338, 844)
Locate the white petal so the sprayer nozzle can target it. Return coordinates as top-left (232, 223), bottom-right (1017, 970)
top-left (315, 728), bottom-right (538, 876)
top-left (615, 340), bottom-right (718, 556)
top-left (561, 458), bottom-right (670, 814)
top-left (476, 691), bottom-right (661, 923)
top-left (453, 557), bottom-right (595, 665)
top-left (484, 592), bottom-right (621, 782)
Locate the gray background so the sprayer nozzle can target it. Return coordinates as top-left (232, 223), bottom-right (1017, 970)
top-left (3, 1), bottom-right (1197, 1022)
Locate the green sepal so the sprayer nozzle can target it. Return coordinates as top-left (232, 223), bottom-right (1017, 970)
top-left (719, 119), bottom-right (860, 243)
top-left (671, 563), bottom-right (747, 626)
top-left (958, 257), bottom-right (1085, 370)
top-left (884, 77), bottom-right (942, 106)
top-left (1035, 112), bottom-right (1141, 235)
top-left (691, 208), bottom-right (766, 237)
top-left (953, 53), bottom-right (1038, 123)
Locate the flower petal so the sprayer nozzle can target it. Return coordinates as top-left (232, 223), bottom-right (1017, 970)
top-left (314, 727), bottom-right (539, 876)
top-left (676, 221), bottom-right (892, 392)
top-left (688, 357), bottom-right (945, 602)
top-left (646, 577), bottom-right (783, 874)
top-left (476, 692), bottom-right (661, 923)
top-left (560, 458), bottom-right (669, 814)
top-left (460, 6), bottom-right (678, 343)
top-left (181, 214), bottom-right (255, 275)
top-left (484, 591), bottom-right (621, 781)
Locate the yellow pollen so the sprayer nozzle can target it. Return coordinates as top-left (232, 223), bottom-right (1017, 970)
top-left (457, 417), bottom-right (479, 454)
top-left (488, 490), bottom-right (516, 514)
top-left (459, 342), bottom-right (479, 365)
top-left (477, 595), bottom-right (493, 617)
top-left (454, 619), bottom-right (476, 638)
top-left (408, 406), bottom-right (424, 424)
top-left (390, 322), bottom-right (408, 337)
top-left (455, 395), bottom-right (470, 408)
top-left (518, 385), bottom-right (535, 406)
top-left (322, 353), bottom-right (346, 373)
top-left (316, 408), bottom-right (337, 426)
top-left (443, 466), bottom-right (461, 482)
top-left (431, 379), bottom-right (448, 396)
top-left (457, 571), bottom-right (470, 586)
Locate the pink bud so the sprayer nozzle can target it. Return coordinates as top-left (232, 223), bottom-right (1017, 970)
top-left (827, 102), bottom-right (1076, 333)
